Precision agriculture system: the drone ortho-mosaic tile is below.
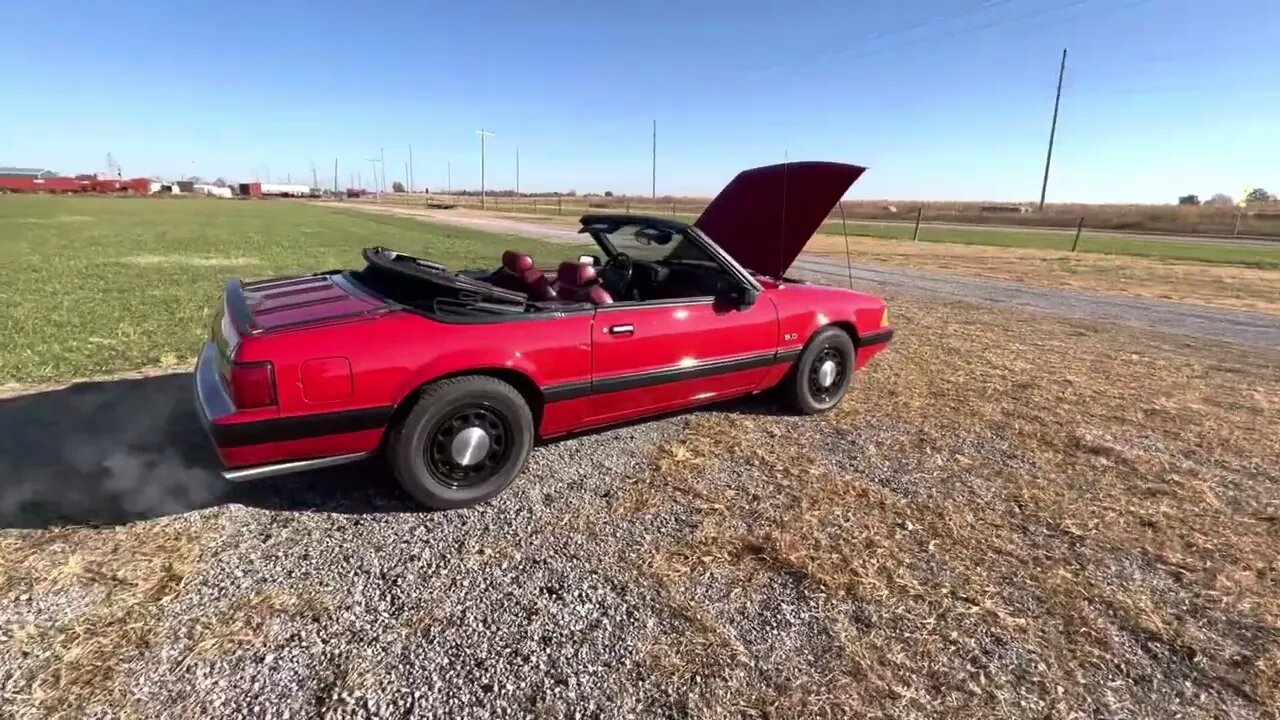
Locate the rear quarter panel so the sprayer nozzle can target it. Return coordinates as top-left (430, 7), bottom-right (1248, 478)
top-left (236, 310), bottom-right (594, 437)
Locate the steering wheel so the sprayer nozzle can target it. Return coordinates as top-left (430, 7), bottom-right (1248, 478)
top-left (600, 252), bottom-right (635, 299)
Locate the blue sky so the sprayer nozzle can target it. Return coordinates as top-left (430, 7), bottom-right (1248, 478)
top-left (1, 0), bottom-right (1277, 202)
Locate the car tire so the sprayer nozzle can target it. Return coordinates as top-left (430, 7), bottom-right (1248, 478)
top-left (780, 327), bottom-right (856, 415)
top-left (388, 375), bottom-right (534, 510)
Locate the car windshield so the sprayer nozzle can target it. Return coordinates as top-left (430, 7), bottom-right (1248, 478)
top-left (599, 223), bottom-right (717, 266)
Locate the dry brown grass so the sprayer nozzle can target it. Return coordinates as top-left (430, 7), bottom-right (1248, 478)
top-left (805, 233), bottom-right (1280, 314)
top-left (185, 587), bottom-right (331, 659)
top-left (620, 294), bottom-right (1280, 718)
top-left (0, 523), bottom-right (201, 719)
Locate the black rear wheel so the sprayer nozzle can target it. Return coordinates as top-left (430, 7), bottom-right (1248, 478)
top-left (388, 376), bottom-right (534, 509)
top-left (780, 327), bottom-right (856, 414)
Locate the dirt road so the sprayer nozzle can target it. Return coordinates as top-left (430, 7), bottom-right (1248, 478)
top-left (335, 203), bottom-right (1280, 348)
top-left (792, 256), bottom-right (1280, 348)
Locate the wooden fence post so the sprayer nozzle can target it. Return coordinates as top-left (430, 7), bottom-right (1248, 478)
top-left (1233, 211), bottom-right (1243, 236)
top-left (1071, 216), bottom-right (1084, 252)
top-left (557, 197), bottom-right (562, 215)
top-left (912, 207), bottom-right (924, 242)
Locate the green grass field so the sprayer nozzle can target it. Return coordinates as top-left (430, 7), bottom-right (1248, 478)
top-left (814, 220), bottom-right (1280, 266)
top-left (0, 196), bottom-right (586, 385)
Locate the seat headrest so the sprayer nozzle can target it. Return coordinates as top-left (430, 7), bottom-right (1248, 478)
top-left (556, 261), bottom-right (598, 288)
top-left (502, 251), bottom-right (535, 273)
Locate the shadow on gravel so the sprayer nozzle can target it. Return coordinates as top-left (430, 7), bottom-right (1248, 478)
top-left (0, 373), bottom-right (787, 530)
top-left (0, 374), bottom-right (416, 530)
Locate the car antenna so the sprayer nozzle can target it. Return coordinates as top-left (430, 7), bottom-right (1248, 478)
top-left (778, 158), bottom-right (789, 280)
top-left (838, 199), bottom-right (853, 289)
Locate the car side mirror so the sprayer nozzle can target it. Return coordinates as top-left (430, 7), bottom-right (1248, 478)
top-left (718, 284), bottom-right (757, 310)
top-left (578, 254), bottom-right (601, 267)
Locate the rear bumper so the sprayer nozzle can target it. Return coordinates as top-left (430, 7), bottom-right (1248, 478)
top-left (194, 341), bottom-right (373, 481)
top-left (194, 341), bottom-right (235, 429)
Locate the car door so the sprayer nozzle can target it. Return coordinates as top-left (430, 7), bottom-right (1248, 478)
top-left (586, 295), bottom-right (779, 426)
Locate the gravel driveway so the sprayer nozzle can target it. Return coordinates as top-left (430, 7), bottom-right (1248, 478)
top-left (791, 256), bottom-right (1280, 347)
top-left (0, 371), bottom-right (699, 717)
top-left (340, 203), bottom-right (1280, 348)
top-left (3, 298), bottom-right (1276, 717)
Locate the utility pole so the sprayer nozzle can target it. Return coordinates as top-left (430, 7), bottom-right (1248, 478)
top-left (367, 156), bottom-right (381, 201)
top-left (404, 161), bottom-right (409, 192)
top-left (357, 170), bottom-right (362, 189)
top-left (476, 129), bottom-right (494, 209)
top-left (409, 144), bottom-right (414, 192)
top-left (516, 146), bottom-right (520, 196)
top-left (380, 147), bottom-right (386, 192)
top-left (1039, 48), bottom-right (1067, 211)
top-left (651, 119), bottom-right (657, 199)
top-left (311, 164), bottom-right (318, 190)
top-left (333, 158), bottom-right (339, 195)
top-left (447, 161), bottom-right (452, 195)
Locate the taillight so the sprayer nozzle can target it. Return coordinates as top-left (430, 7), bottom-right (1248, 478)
top-left (230, 361), bottom-right (276, 409)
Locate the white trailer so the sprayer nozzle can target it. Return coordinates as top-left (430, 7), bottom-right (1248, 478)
top-left (258, 183), bottom-right (314, 198)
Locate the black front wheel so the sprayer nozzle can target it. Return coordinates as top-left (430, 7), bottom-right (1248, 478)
top-left (388, 376), bottom-right (534, 509)
top-left (780, 327), bottom-right (856, 414)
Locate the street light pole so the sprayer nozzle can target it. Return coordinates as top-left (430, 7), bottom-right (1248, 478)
top-left (476, 129), bottom-right (494, 209)
top-left (651, 119), bottom-right (657, 199)
top-left (366, 157), bottom-right (381, 202)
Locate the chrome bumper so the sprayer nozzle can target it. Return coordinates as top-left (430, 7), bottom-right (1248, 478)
top-left (220, 452), bottom-right (371, 482)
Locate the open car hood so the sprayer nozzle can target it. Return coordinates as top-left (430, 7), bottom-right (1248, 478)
top-left (693, 161), bottom-right (866, 278)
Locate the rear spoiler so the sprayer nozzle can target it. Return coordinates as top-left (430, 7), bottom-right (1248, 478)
top-left (224, 279), bottom-right (258, 335)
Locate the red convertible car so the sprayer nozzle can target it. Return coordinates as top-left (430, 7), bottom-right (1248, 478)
top-left (195, 161), bottom-right (894, 508)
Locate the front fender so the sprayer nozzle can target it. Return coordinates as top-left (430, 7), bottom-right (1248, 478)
top-left (770, 283), bottom-right (888, 352)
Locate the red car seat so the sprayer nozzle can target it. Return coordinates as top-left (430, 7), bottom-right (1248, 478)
top-left (555, 262), bottom-right (613, 305)
top-left (491, 251), bottom-right (557, 301)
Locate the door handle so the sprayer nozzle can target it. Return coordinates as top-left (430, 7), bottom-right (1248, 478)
top-left (607, 324), bottom-right (635, 336)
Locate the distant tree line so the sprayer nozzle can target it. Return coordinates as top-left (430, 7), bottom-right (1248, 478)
top-left (1179, 189), bottom-right (1272, 206)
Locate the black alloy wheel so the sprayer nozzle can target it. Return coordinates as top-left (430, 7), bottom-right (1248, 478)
top-left (424, 404), bottom-right (512, 489)
top-left (806, 345), bottom-right (847, 407)
top-left (780, 326), bottom-right (857, 415)
top-left (388, 375), bottom-right (534, 510)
